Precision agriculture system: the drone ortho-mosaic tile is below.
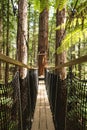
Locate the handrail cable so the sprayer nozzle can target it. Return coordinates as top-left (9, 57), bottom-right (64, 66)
top-left (0, 53), bottom-right (31, 69)
top-left (46, 54), bottom-right (87, 70)
top-left (0, 53), bottom-right (87, 70)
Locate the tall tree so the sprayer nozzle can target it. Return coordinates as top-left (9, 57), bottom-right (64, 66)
top-left (17, 0), bottom-right (28, 78)
top-left (49, 11), bottom-right (56, 65)
top-left (17, 0), bottom-right (28, 129)
top-left (55, 6), bottom-right (67, 130)
top-left (38, 1), bottom-right (48, 75)
top-left (29, 7), bottom-right (39, 66)
top-left (2, 0), bottom-right (6, 55)
top-left (5, 0), bottom-right (10, 84)
top-left (32, 11), bottom-right (38, 65)
top-left (0, 1), bottom-right (2, 79)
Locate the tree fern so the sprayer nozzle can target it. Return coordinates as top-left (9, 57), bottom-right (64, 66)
top-left (40, 0), bottom-right (49, 12)
top-left (29, 0), bottom-right (40, 11)
top-left (29, 0), bottom-right (50, 12)
top-left (76, 0), bottom-right (87, 17)
top-left (55, 0), bottom-right (68, 10)
top-left (29, 0), bottom-right (68, 12)
top-left (56, 0), bottom-right (87, 54)
top-left (57, 20), bottom-right (87, 54)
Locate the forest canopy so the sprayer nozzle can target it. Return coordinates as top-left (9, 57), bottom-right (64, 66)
top-left (0, 0), bottom-right (87, 64)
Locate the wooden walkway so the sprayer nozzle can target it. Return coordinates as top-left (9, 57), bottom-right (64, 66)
top-left (31, 80), bottom-right (55, 130)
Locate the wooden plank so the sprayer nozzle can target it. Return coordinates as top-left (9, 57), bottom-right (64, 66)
top-left (46, 106), bottom-right (55, 130)
top-left (39, 83), bottom-right (47, 130)
top-left (31, 80), bottom-right (55, 130)
top-left (31, 107), bottom-right (39, 130)
top-left (39, 107), bottom-right (47, 130)
top-left (44, 88), bottom-right (55, 130)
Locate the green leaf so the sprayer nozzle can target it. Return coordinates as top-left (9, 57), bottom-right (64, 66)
top-left (55, 23), bottom-right (66, 30)
top-left (57, 20), bottom-right (87, 54)
top-left (55, 0), bottom-right (68, 10)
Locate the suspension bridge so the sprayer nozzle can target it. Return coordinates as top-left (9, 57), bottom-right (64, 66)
top-left (0, 53), bottom-right (87, 130)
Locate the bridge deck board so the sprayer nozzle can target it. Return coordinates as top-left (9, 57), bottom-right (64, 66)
top-left (31, 80), bottom-right (55, 130)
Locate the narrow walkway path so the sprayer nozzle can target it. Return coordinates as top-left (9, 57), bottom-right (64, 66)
top-left (31, 80), bottom-right (55, 130)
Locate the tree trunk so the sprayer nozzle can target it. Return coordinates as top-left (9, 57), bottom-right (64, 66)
top-left (32, 11), bottom-right (37, 65)
top-left (55, 8), bottom-right (67, 130)
top-left (2, 1), bottom-right (6, 55)
top-left (78, 41), bottom-right (81, 79)
top-left (5, 0), bottom-right (9, 84)
top-left (0, 5), bottom-right (2, 79)
top-left (17, 0), bottom-right (28, 78)
top-left (38, 8), bottom-right (48, 76)
top-left (55, 8), bottom-right (66, 79)
top-left (17, 0), bottom-right (28, 129)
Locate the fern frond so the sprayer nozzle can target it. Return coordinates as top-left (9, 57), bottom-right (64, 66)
top-left (40, 0), bottom-right (49, 12)
top-left (55, 23), bottom-right (66, 30)
top-left (57, 20), bottom-right (87, 54)
top-left (34, 0), bottom-right (40, 11)
top-left (29, 0), bottom-right (40, 11)
top-left (76, 0), bottom-right (87, 16)
top-left (29, 0), bottom-right (49, 12)
top-left (55, 0), bottom-right (68, 10)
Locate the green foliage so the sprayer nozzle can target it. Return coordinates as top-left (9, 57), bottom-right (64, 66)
top-left (30, 0), bottom-right (40, 12)
top-left (30, 0), bottom-right (68, 12)
top-left (55, 0), bottom-right (68, 10)
top-left (76, 0), bottom-right (87, 17)
top-left (57, 19), bottom-right (87, 54)
top-left (30, 0), bottom-right (49, 12)
top-left (56, 0), bottom-right (87, 54)
top-left (40, 0), bottom-right (49, 12)
top-left (55, 0), bottom-right (87, 54)
top-left (55, 23), bottom-right (65, 30)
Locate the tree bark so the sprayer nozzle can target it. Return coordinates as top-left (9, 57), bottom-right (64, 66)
top-left (38, 8), bottom-right (48, 76)
top-left (17, 0), bottom-right (28, 79)
top-left (5, 0), bottom-right (9, 84)
top-left (0, 6), bottom-right (2, 79)
top-left (55, 8), bottom-right (66, 80)
top-left (55, 8), bottom-right (67, 130)
top-left (17, 0), bottom-right (28, 129)
top-left (32, 11), bottom-right (37, 65)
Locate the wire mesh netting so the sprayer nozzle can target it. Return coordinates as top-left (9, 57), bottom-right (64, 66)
top-left (45, 68), bottom-right (87, 130)
top-left (0, 61), bottom-right (38, 130)
top-left (0, 72), bottom-right (20, 130)
top-left (67, 72), bottom-right (87, 130)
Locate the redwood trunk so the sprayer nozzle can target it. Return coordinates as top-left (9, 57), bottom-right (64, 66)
top-left (17, 0), bottom-right (28, 129)
top-left (17, 0), bottom-right (28, 78)
top-left (5, 0), bottom-right (9, 84)
top-left (0, 17), bottom-right (2, 79)
top-left (55, 8), bottom-right (67, 130)
top-left (38, 8), bottom-right (48, 76)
